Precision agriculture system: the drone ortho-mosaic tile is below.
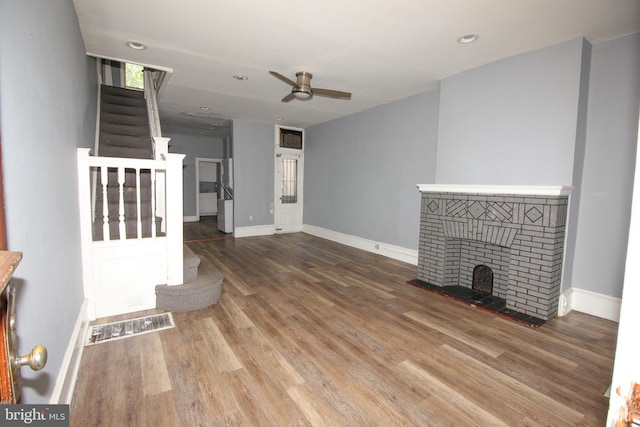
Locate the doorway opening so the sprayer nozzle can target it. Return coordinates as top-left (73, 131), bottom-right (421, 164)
top-left (192, 157), bottom-right (234, 240)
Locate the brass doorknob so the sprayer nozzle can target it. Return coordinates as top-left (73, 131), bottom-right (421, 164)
top-left (15, 344), bottom-right (47, 371)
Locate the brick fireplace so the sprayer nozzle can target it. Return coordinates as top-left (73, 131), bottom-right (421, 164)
top-left (416, 185), bottom-right (572, 321)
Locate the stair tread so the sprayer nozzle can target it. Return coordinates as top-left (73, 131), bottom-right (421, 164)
top-left (183, 245), bottom-right (202, 269)
top-left (101, 85), bottom-right (145, 99)
top-left (157, 260), bottom-right (223, 295)
top-left (156, 257), bottom-right (223, 312)
top-left (100, 122), bottom-right (150, 137)
top-left (101, 103), bottom-right (147, 116)
top-left (101, 92), bottom-right (146, 105)
top-left (98, 146), bottom-right (153, 159)
top-left (99, 133), bottom-right (152, 148)
top-left (100, 112), bottom-right (148, 126)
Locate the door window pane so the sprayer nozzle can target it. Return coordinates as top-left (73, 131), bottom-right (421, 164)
top-left (282, 158), bottom-right (297, 203)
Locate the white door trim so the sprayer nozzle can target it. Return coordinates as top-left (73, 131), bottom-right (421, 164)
top-left (274, 126), bottom-right (304, 233)
top-left (195, 157), bottom-right (223, 220)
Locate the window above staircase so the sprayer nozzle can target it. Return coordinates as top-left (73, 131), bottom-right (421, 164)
top-left (125, 63), bottom-right (144, 90)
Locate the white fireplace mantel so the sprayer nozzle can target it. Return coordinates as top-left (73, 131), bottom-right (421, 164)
top-left (416, 184), bottom-right (573, 196)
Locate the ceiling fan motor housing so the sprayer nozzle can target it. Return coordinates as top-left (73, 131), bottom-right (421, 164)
top-left (293, 71), bottom-right (313, 99)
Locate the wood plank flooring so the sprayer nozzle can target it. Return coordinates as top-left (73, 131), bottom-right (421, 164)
top-left (183, 215), bottom-right (233, 243)
top-left (70, 233), bottom-right (618, 426)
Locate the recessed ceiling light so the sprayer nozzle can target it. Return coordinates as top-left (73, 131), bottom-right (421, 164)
top-left (200, 106), bottom-right (210, 111)
top-left (233, 74), bottom-right (248, 81)
top-left (126, 41), bottom-right (147, 50)
top-left (457, 34), bottom-right (479, 44)
top-left (275, 118), bottom-right (284, 121)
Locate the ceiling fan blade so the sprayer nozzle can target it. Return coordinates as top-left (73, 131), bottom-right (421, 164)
top-left (313, 88), bottom-right (352, 100)
top-left (281, 93), bottom-right (296, 103)
top-left (269, 71), bottom-right (296, 87)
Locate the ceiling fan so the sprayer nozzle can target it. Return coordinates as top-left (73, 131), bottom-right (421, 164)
top-left (269, 71), bottom-right (352, 103)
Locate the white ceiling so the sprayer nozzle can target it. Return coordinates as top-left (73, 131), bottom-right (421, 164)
top-left (73, 0), bottom-right (640, 137)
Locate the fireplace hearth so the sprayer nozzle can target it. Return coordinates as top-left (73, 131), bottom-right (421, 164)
top-left (415, 184), bottom-right (572, 323)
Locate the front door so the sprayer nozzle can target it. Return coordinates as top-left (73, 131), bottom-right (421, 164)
top-left (274, 152), bottom-right (303, 233)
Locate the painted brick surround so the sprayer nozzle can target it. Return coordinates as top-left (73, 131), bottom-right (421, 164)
top-left (416, 185), bottom-right (572, 320)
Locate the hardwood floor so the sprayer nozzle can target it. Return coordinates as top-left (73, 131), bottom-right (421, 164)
top-left (183, 215), bottom-right (233, 243)
top-left (70, 233), bottom-right (618, 426)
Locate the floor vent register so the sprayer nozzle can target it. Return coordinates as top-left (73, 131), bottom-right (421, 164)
top-left (86, 312), bottom-right (174, 346)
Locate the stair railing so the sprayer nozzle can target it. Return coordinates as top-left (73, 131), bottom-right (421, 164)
top-left (77, 148), bottom-right (186, 309)
top-left (143, 69), bottom-right (170, 232)
top-left (144, 69), bottom-right (162, 139)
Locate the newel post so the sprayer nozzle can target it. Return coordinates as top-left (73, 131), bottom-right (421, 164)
top-left (154, 137), bottom-right (170, 232)
top-left (164, 152), bottom-right (185, 286)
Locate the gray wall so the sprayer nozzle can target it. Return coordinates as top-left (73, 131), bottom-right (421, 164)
top-left (233, 120), bottom-right (274, 227)
top-left (562, 39), bottom-right (592, 292)
top-left (166, 132), bottom-right (224, 217)
top-left (305, 91), bottom-right (440, 249)
top-left (571, 33), bottom-right (640, 297)
top-left (0, 0), bottom-right (96, 403)
top-left (436, 38), bottom-right (585, 185)
top-left (301, 34), bottom-right (640, 301)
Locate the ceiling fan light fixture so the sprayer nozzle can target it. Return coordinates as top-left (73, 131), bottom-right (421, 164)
top-left (457, 34), bottom-right (479, 44)
top-left (292, 90), bottom-right (312, 100)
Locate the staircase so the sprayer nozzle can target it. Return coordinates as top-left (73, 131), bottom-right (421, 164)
top-left (82, 81), bottom-right (223, 316)
top-left (99, 85), bottom-right (153, 159)
top-left (94, 85), bottom-right (156, 240)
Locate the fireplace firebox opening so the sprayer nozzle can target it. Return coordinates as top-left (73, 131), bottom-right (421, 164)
top-left (472, 265), bottom-right (493, 294)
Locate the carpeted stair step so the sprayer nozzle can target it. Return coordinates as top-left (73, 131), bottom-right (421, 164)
top-left (100, 111), bottom-right (148, 127)
top-left (101, 84), bottom-right (145, 98)
top-left (155, 257), bottom-right (223, 312)
top-left (100, 132), bottom-right (152, 149)
top-left (98, 145), bottom-right (153, 159)
top-left (100, 121), bottom-right (150, 137)
top-left (183, 245), bottom-right (201, 283)
top-left (101, 88), bottom-right (146, 105)
top-left (101, 102), bottom-right (147, 117)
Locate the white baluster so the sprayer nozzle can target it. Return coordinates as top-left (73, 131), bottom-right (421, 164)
top-left (101, 166), bottom-right (109, 241)
top-left (135, 168), bottom-right (142, 239)
top-left (118, 167), bottom-right (126, 239)
top-left (151, 168), bottom-right (157, 238)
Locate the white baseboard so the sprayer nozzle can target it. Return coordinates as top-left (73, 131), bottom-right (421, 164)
top-left (183, 216), bottom-right (199, 223)
top-left (302, 224), bottom-right (418, 265)
top-left (234, 224), bottom-right (275, 238)
top-left (50, 298), bottom-right (89, 404)
top-left (559, 287), bottom-right (621, 322)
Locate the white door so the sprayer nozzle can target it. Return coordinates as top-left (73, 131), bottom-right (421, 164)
top-left (275, 152), bottom-right (303, 233)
